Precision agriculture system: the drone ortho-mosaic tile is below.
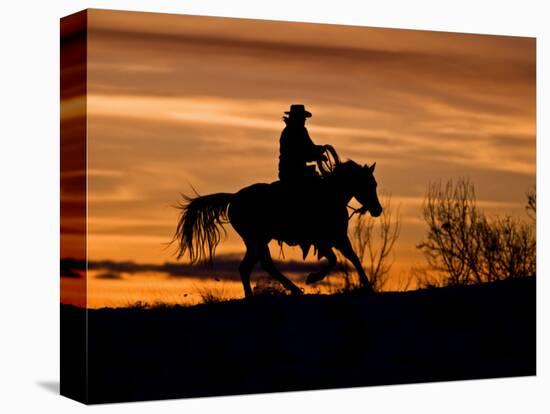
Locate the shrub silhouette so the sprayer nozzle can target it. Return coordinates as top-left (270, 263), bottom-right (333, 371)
top-left (526, 186), bottom-right (536, 221)
top-left (417, 178), bottom-right (535, 286)
top-left (197, 285), bottom-right (228, 304)
top-left (252, 276), bottom-right (288, 296)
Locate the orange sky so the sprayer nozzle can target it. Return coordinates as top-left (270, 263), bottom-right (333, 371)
top-left (61, 9), bottom-right (535, 307)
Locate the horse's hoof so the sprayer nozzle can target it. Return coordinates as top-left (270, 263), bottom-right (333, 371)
top-left (360, 284), bottom-right (375, 295)
top-left (291, 287), bottom-right (304, 295)
top-left (306, 272), bottom-right (324, 285)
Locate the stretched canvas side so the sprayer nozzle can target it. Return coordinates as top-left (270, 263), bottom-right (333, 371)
top-left (60, 9), bottom-right (88, 404)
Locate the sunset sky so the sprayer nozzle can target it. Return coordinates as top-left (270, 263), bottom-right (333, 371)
top-left (61, 9), bottom-right (535, 307)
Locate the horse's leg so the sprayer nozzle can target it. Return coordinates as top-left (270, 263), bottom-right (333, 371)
top-left (336, 236), bottom-right (373, 291)
top-left (239, 247), bottom-right (257, 299)
top-left (306, 247), bottom-right (337, 285)
top-left (259, 245), bottom-right (303, 295)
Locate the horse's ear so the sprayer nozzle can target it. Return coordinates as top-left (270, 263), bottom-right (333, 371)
top-left (369, 162), bottom-right (376, 173)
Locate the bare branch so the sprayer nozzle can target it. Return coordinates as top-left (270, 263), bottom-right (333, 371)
top-left (417, 179), bottom-right (536, 286)
top-left (348, 195), bottom-right (401, 292)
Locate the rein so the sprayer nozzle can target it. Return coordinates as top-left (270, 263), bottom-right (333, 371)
top-left (318, 144), bottom-right (341, 177)
top-left (318, 145), bottom-right (369, 220)
top-left (347, 205), bottom-right (369, 220)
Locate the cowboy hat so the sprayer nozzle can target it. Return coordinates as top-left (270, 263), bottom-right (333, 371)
top-left (284, 104), bottom-right (312, 118)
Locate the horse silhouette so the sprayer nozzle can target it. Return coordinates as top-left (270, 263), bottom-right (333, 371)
top-left (173, 147), bottom-right (382, 298)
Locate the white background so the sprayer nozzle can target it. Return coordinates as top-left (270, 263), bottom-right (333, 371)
top-left (0, 0), bottom-right (548, 412)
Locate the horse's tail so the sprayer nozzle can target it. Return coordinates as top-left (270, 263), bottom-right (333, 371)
top-left (172, 192), bottom-right (234, 263)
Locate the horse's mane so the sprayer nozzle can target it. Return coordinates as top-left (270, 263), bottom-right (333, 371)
top-left (332, 159), bottom-right (362, 177)
top-left (339, 159), bottom-right (361, 168)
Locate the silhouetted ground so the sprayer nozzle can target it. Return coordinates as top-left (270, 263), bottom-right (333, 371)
top-left (61, 277), bottom-right (535, 404)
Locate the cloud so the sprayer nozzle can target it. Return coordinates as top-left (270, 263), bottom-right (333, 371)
top-left (95, 272), bottom-right (123, 280)
top-left (87, 9), bottom-right (535, 72)
top-left (61, 255), bottom-right (342, 281)
top-left (62, 9), bottom-right (536, 283)
top-left (60, 258), bottom-right (85, 278)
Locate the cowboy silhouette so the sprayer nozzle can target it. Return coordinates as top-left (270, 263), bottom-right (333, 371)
top-left (278, 104), bottom-right (326, 182)
top-left (174, 103), bottom-right (383, 297)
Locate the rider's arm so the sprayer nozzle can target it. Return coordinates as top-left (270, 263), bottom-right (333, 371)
top-left (301, 129), bottom-right (325, 162)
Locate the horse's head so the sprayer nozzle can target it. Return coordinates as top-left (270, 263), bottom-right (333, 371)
top-left (336, 160), bottom-right (383, 217)
top-left (357, 162), bottom-right (383, 217)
